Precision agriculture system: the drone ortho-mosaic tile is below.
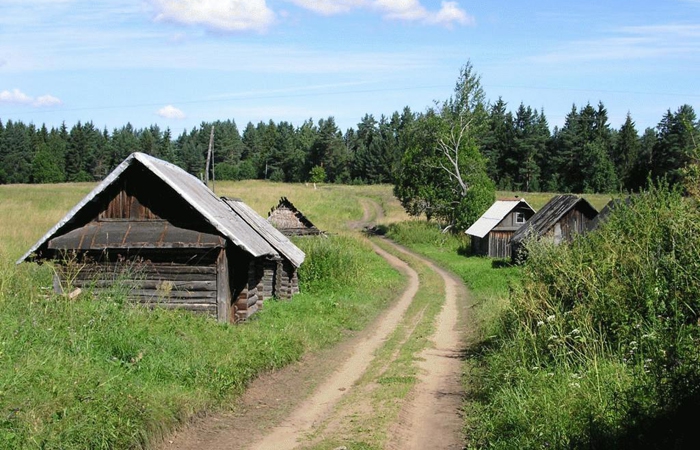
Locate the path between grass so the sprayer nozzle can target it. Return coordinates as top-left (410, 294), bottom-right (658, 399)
top-left (160, 199), bottom-right (469, 450)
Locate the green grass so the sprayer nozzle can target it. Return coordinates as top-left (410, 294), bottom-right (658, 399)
top-left (0, 236), bottom-right (404, 448)
top-left (387, 188), bottom-right (700, 449)
top-left (0, 182), bottom-right (406, 449)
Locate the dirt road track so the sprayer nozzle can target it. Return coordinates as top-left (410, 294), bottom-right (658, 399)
top-left (160, 198), bottom-right (468, 450)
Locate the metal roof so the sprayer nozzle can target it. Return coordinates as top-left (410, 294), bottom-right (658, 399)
top-left (18, 152), bottom-right (278, 263)
top-left (465, 199), bottom-right (534, 238)
top-left (222, 197), bottom-right (306, 268)
top-left (511, 194), bottom-right (598, 244)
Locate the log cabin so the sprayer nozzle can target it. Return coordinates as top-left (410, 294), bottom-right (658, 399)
top-left (510, 194), bottom-right (598, 262)
top-left (465, 199), bottom-right (536, 258)
top-left (267, 197), bottom-right (323, 236)
top-left (17, 152), bottom-right (305, 323)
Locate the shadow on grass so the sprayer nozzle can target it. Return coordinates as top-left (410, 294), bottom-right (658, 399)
top-left (491, 259), bottom-right (515, 269)
top-left (582, 392), bottom-right (700, 450)
top-left (363, 224), bottom-right (388, 236)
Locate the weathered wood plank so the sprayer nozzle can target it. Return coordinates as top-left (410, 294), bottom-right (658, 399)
top-left (216, 249), bottom-right (231, 324)
top-left (72, 279), bottom-right (216, 291)
top-left (134, 296), bottom-right (217, 304)
top-left (128, 289), bottom-right (217, 299)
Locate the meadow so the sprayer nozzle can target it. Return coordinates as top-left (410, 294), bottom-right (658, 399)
top-left (0, 180), bottom-right (615, 449)
top-left (0, 181), bottom-right (408, 449)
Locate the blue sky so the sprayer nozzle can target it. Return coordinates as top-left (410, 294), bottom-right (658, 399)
top-left (1, 0), bottom-right (699, 135)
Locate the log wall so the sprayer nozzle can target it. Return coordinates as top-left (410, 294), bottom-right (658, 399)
top-left (55, 257), bottom-right (220, 318)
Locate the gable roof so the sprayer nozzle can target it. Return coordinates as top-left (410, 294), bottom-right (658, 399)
top-left (268, 197), bottom-right (322, 235)
top-left (221, 197), bottom-right (305, 268)
top-left (18, 152), bottom-right (278, 264)
top-left (511, 194), bottom-right (598, 244)
top-left (465, 199), bottom-right (534, 238)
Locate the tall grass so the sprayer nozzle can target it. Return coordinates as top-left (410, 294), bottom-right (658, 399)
top-left (470, 185), bottom-right (700, 449)
top-left (0, 181), bottom-right (405, 448)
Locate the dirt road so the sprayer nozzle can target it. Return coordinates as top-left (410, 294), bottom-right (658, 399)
top-left (161, 199), bottom-right (469, 450)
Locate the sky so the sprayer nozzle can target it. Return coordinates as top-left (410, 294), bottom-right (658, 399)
top-left (1, 0), bottom-right (699, 135)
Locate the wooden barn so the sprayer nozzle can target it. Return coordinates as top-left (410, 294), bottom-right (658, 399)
top-left (510, 194), bottom-right (598, 262)
top-left (267, 197), bottom-right (323, 236)
top-left (17, 152), bottom-right (305, 323)
top-left (465, 199), bottom-right (535, 258)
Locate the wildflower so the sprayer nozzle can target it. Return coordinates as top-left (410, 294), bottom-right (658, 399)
top-left (569, 382), bottom-right (580, 388)
top-left (537, 321), bottom-right (545, 327)
top-left (547, 315), bottom-right (556, 322)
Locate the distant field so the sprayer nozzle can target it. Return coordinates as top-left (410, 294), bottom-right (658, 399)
top-left (0, 181), bottom-right (612, 262)
top-left (497, 190), bottom-right (613, 211)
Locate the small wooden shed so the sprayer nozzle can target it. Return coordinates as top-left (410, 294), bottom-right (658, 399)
top-left (465, 199), bottom-right (535, 258)
top-left (589, 197), bottom-right (629, 230)
top-left (17, 152), bottom-right (305, 323)
top-left (267, 197), bottom-right (323, 236)
top-left (510, 194), bottom-right (598, 262)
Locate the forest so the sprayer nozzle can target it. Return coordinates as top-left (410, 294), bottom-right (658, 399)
top-left (1, 86), bottom-right (698, 197)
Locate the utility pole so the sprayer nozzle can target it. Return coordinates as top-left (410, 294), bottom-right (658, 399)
top-left (205, 126), bottom-right (215, 192)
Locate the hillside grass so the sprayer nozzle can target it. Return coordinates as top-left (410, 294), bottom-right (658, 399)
top-left (0, 182), bottom-right (405, 449)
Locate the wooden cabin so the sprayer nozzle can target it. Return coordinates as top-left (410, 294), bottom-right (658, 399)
top-left (465, 199), bottom-right (535, 258)
top-left (268, 197), bottom-right (323, 236)
top-left (510, 194), bottom-right (598, 262)
top-left (17, 152), bottom-right (305, 323)
top-left (589, 197), bottom-right (629, 231)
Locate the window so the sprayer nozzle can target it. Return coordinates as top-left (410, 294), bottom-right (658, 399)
top-left (515, 212), bottom-right (526, 224)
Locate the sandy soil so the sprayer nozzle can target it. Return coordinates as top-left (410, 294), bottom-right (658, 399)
top-left (159, 199), bottom-right (469, 450)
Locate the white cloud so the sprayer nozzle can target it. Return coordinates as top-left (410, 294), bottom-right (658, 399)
top-left (157, 105), bottom-right (186, 119)
top-left (33, 94), bottom-right (62, 107)
top-left (0, 88), bottom-right (32, 104)
top-left (428, 1), bottom-right (474, 27)
top-left (150, 0), bottom-right (275, 32)
top-left (285, 0), bottom-right (366, 16)
top-left (531, 23), bottom-right (700, 64)
top-left (287, 0), bottom-right (473, 27)
top-left (0, 88), bottom-right (62, 107)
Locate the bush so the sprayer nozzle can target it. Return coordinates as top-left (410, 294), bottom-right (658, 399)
top-left (472, 184), bottom-right (700, 448)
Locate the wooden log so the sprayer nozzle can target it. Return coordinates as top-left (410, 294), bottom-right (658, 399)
top-left (72, 264), bottom-right (217, 275)
top-left (127, 289), bottom-right (217, 299)
top-left (216, 249), bottom-right (231, 324)
top-left (133, 295), bottom-right (217, 304)
top-left (71, 279), bottom-right (216, 291)
top-left (141, 303), bottom-right (217, 314)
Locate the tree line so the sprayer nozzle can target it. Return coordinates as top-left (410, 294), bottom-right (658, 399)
top-left (1, 82), bottom-right (698, 196)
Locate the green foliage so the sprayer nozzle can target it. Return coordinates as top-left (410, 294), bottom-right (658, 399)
top-left (394, 62), bottom-right (495, 230)
top-left (471, 184), bottom-right (700, 448)
top-left (308, 165), bottom-right (327, 183)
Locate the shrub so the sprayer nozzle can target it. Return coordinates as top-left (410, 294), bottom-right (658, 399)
top-left (473, 184), bottom-right (700, 448)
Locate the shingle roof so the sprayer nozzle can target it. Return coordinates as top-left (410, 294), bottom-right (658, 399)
top-left (18, 152), bottom-right (279, 263)
top-left (268, 197), bottom-right (322, 235)
top-left (511, 195), bottom-right (598, 244)
top-left (465, 199), bottom-right (534, 238)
